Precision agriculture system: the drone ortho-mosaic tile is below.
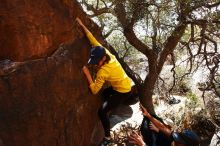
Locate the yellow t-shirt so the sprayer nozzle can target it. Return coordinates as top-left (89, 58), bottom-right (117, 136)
top-left (86, 32), bottom-right (132, 94)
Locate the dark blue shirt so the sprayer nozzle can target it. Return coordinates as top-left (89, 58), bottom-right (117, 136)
top-left (140, 116), bottom-right (173, 146)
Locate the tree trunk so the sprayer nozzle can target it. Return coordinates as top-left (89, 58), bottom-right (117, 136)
top-left (0, 0), bottom-right (104, 145)
top-left (138, 54), bottom-right (158, 114)
top-left (139, 78), bottom-right (157, 115)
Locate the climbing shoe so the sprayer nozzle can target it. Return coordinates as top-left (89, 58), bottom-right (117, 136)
top-left (99, 137), bottom-right (111, 146)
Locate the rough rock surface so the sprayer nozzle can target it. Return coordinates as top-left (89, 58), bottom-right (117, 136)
top-left (0, 0), bottom-right (104, 145)
top-left (1, 0), bottom-right (77, 61)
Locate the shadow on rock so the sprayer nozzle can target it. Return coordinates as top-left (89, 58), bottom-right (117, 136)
top-left (110, 104), bottom-right (134, 127)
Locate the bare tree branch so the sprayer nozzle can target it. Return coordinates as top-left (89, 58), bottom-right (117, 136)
top-left (103, 28), bottom-right (116, 39)
top-left (169, 53), bottom-right (177, 93)
top-left (122, 41), bottom-right (131, 59)
top-left (204, 35), bottom-right (218, 53)
top-left (114, 2), bottom-right (153, 56)
top-left (157, 23), bottom-right (187, 73)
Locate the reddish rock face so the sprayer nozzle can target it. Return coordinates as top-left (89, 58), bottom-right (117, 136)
top-left (0, 0), bottom-right (77, 61)
top-left (0, 0), bottom-right (104, 145)
top-left (0, 41), bottom-right (103, 146)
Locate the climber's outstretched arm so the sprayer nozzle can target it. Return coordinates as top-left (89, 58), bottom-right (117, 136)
top-left (76, 17), bottom-right (102, 47)
top-left (76, 17), bottom-right (90, 34)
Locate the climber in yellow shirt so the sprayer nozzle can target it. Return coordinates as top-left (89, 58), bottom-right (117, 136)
top-left (76, 17), bottom-right (132, 146)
